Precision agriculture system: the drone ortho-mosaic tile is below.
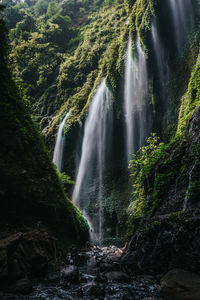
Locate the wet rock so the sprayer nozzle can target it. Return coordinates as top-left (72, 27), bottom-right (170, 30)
top-left (46, 271), bottom-right (61, 283)
top-left (7, 277), bottom-right (32, 294)
top-left (0, 229), bottom-right (58, 294)
top-left (160, 268), bottom-right (200, 300)
top-left (61, 265), bottom-right (79, 283)
top-left (121, 214), bottom-right (200, 275)
top-left (105, 271), bottom-right (131, 283)
top-left (95, 269), bottom-right (108, 283)
top-left (142, 298), bottom-right (158, 300)
top-left (99, 262), bottom-right (112, 272)
top-left (0, 247), bottom-right (8, 279)
top-left (75, 253), bottom-right (87, 265)
top-left (81, 281), bottom-right (105, 297)
top-left (0, 233), bottom-right (22, 280)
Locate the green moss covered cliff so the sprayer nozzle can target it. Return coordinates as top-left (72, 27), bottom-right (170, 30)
top-left (0, 8), bottom-right (89, 246)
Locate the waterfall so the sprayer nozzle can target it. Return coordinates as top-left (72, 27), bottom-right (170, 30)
top-left (72, 79), bottom-right (113, 243)
top-left (151, 19), bottom-right (170, 89)
top-left (124, 40), bottom-right (150, 164)
top-left (151, 18), bottom-right (172, 116)
top-left (53, 113), bottom-right (68, 172)
top-left (169, 0), bottom-right (193, 53)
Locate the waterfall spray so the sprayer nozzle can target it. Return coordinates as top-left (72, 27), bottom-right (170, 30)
top-left (169, 0), bottom-right (193, 53)
top-left (124, 40), bottom-right (151, 165)
top-left (72, 80), bottom-right (113, 243)
top-left (53, 113), bottom-right (68, 172)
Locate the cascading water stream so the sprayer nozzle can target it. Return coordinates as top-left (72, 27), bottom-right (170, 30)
top-left (169, 0), bottom-right (193, 53)
top-left (72, 80), bottom-right (113, 243)
top-left (124, 40), bottom-right (150, 164)
top-left (53, 113), bottom-right (69, 172)
top-left (151, 19), bottom-right (170, 89)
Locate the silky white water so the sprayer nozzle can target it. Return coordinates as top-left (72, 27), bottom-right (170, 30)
top-left (124, 40), bottom-right (150, 164)
top-left (53, 113), bottom-right (68, 172)
top-left (151, 19), bottom-right (170, 88)
top-left (72, 80), bottom-right (113, 242)
top-left (169, 0), bottom-right (193, 53)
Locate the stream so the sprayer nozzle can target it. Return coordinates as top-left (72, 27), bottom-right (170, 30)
top-left (1, 245), bottom-right (160, 300)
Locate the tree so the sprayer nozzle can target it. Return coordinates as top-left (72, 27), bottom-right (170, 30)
top-left (34, 0), bottom-right (48, 16)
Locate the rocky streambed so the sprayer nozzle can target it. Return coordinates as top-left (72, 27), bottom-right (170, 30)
top-left (0, 242), bottom-right (160, 300)
top-left (2, 230), bottom-right (200, 300)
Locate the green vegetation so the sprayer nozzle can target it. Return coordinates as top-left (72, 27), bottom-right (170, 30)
top-left (0, 11), bottom-right (89, 246)
top-left (128, 46), bottom-right (200, 227)
top-left (177, 52), bottom-right (200, 135)
top-left (129, 0), bottom-right (157, 49)
top-left (129, 134), bottom-right (169, 218)
top-left (2, 0), bottom-right (128, 142)
top-left (3, 0), bottom-right (200, 243)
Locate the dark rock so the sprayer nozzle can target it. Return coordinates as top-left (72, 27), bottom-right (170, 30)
top-left (142, 298), bottom-right (158, 300)
top-left (75, 253), bottom-right (87, 265)
top-left (46, 271), bottom-right (61, 283)
top-left (61, 265), bottom-right (79, 283)
top-left (105, 271), bottom-right (131, 282)
top-left (121, 105), bottom-right (200, 276)
top-left (0, 229), bottom-right (58, 293)
top-left (81, 281), bottom-right (105, 297)
top-left (95, 269), bottom-right (108, 282)
top-left (160, 269), bottom-right (200, 300)
top-left (7, 277), bottom-right (32, 294)
top-left (0, 247), bottom-right (8, 279)
top-left (0, 233), bottom-right (22, 280)
top-left (121, 214), bottom-right (200, 275)
top-left (99, 262), bottom-right (113, 272)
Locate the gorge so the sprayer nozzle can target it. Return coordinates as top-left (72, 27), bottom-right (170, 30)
top-left (1, 0), bottom-right (200, 299)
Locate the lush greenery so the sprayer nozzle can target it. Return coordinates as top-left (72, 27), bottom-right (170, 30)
top-left (3, 0), bottom-right (200, 243)
top-left (177, 52), bottom-right (200, 135)
top-left (129, 0), bottom-right (157, 50)
top-left (128, 46), bottom-right (200, 228)
top-left (0, 11), bottom-right (89, 245)
top-left (2, 0), bottom-right (128, 142)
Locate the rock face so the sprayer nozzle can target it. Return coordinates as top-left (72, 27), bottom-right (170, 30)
top-left (121, 105), bottom-right (200, 275)
top-left (61, 265), bottom-right (80, 283)
top-left (160, 269), bottom-right (200, 300)
top-left (0, 229), bottom-right (57, 293)
top-left (121, 214), bottom-right (200, 275)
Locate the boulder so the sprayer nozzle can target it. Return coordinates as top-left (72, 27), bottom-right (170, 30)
top-left (0, 233), bottom-right (22, 280)
top-left (121, 214), bottom-right (200, 275)
top-left (105, 271), bottom-right (131, 282)
top-left (0, 229), bottom-right (58, 293)
top-left (7, 277), bottom-right (32, 294)
top-left (61, 265), bottom-right (79, 283)
top-left (160, 269), bottom-right (200, 300)
top-left (81, 281), bottom-right (105, 297)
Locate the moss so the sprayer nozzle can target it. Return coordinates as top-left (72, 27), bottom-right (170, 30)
top-left (0, 18), bottom-right (89, 246)
top-left (129, 0), bottom-right (157, 50)
top-left (44, 1), bottom-right (128, 143)
top-left (187, 180), bottom-right (200, 203)
top-left (177, 53), bottom-right (200, 135)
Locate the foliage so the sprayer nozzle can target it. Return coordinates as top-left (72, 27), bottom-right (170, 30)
top-left (128, 133), bottom-right (167, 217)
top-left (3, 0), bottom-right (127, 139)
top-left (0, 15), bottom-right (88, 245)
top-left (128, 41), bottom-right (200, 226)
top-left (129, 0), bottom-right (157, 50)
top-left (177, 52), bottom-right (200, 135)
top-left (57, 170), bottom-right (75, 194)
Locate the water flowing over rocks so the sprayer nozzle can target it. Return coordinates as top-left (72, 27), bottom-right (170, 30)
top-left (0, 244), bottom-right (160, 299)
